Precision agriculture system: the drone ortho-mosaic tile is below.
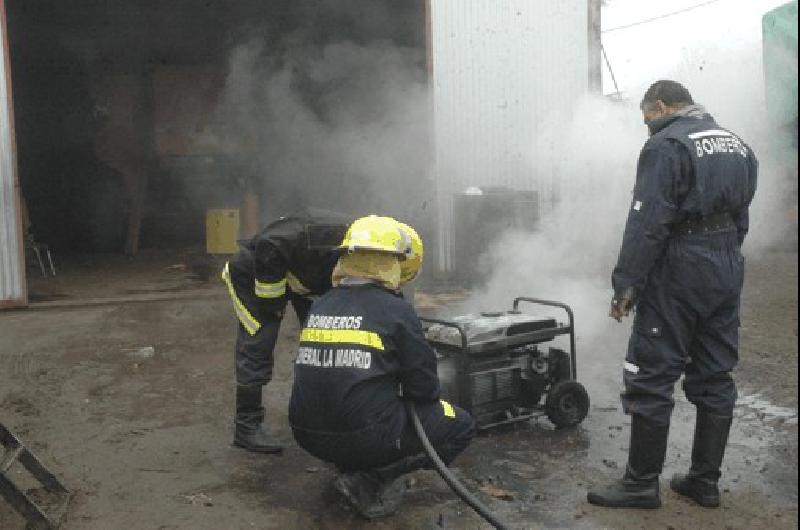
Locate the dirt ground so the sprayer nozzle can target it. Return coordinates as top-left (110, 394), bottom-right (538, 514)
top-left (0, 250), bottom-right (797, 529)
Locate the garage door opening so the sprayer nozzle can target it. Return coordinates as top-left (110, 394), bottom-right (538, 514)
top-left (5, 0), bottom-right (429, 304)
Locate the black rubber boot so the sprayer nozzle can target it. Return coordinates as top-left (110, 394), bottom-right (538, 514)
top-left (670, 408), bottom-right (732, 508)
top-left (587, 415), bottom-right (669, 509)
top-left (334, 454), bottom-right (429, 519)
top-left (233, 384), bottom-right (284, 454)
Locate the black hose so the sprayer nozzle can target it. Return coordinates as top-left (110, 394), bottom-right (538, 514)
top-left (405, 401), bottom-right (510, 530)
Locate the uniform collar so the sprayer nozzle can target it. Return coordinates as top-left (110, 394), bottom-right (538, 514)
top-left (647, 104), bottom-right (711, 136)
top-left (647, 113), bottom-right (681, 136)
top-left (673, 104), bottom-right (708, 118)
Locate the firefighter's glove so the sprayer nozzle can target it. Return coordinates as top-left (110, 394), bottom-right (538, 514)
top-left (609, 287), bottom-right (636, 322)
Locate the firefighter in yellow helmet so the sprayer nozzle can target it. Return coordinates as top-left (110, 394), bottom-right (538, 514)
top-left (289, 215), bottom-right (474, 519)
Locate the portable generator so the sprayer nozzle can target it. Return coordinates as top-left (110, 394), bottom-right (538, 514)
top-left (422, 297), bottom-right (589, 431)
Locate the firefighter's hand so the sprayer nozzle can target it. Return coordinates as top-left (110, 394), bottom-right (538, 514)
top-left (609, 296), bottom-right (633, 322)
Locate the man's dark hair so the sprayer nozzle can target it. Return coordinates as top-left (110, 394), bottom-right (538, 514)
top-left (640, 80), bottom-right (694, 111)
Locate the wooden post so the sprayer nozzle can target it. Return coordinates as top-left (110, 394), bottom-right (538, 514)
top-left (123, 66), bottom-right (156, 256)
top-left (588, 0), bottom-right (603, 94)
top-left (123, 170), bottom-right (147, 255)
top-left (0, 0), bottom-right (27, 307)
top-left (424, 0), bottom-right (433, 80)
top-left (241, 184), bottom-right (260, 240)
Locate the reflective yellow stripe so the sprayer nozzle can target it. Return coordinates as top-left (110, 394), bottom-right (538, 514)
top-left (221, 263), bottom-right (261, 335)
top-left (254, 277), bottom-right (287, 299)
top-left (286, 272), bottom-right (310, 295)
top-left (299, 328), bottom-right (385, 351)
top-left (440, 399), bottom-right (456, 419)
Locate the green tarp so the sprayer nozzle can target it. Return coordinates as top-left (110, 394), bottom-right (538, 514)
top-left (763, 1), bottom-right (798, 166)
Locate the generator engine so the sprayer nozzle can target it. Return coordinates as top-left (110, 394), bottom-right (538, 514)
top-left (422, 298), bottom-right (589, 430)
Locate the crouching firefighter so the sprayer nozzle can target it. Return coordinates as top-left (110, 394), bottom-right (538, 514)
top-left (289, 215), bottom-right (476, 519)
top-left (221, 208), bottom-right (353, 454)
top-left (588, 80), bottom-right (758, 509)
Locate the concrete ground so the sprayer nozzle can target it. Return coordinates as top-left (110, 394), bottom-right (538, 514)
top-left (0, 251), bottom-right (797, 529)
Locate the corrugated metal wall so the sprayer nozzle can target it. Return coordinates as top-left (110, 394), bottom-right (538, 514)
top-left (0, 1), bottom-right (25, 308)
top-left (430, 0), bottom-right (590, 271)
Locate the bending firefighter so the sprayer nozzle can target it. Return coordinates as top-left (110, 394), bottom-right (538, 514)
top-left (588, 81), bottom-right (758, 509)
top-left (221, 208), bottom-right (353, 453)
top-left (289, 215), bottom-right (476, 519)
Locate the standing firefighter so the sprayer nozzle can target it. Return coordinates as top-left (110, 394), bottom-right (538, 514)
top-left (289, 215), bottom-right (475, 519)
top-left (588, 80), bottom-right (758, 509)
top-left (221, 208), bottom-right (352, 454)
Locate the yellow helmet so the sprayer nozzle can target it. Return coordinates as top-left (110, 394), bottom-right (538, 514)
top-left (340, 215), bottom-right (409, 255)
top-left (397, 222), bottom-right (423, 284)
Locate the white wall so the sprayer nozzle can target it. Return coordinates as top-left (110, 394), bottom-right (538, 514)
top-left (430, 0), bottom-right (591, 271)
top-left (0, 4), bottom-right (25, 307)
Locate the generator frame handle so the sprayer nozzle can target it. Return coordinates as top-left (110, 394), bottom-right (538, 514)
top-left (418, 318), bottom-right (473, 411)
top-left (512, 297), bottom-right (577, 379)
top-left (418, 318), bottom-right (469, 350)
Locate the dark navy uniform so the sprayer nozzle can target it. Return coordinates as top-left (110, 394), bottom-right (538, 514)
top-left (289, 282), bottom-right (475, 471)
top-left (222, 209), bottom-right (351, 386)
top-left (613, 112), bottom-right (758, 425)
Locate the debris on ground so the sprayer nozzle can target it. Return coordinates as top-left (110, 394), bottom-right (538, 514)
top-left (125, 346), bottom-right (155, 359)
top-left (478, 484), bottom-right (515, 501)
top-left (182, 493), bottom-right (214, 507)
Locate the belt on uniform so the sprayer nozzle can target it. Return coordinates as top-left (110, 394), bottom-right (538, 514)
top-left (673, 212), bottom-right (734, 236)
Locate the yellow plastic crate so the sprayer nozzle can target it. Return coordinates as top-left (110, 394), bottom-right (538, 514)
top-left (206, 209), bottom-right (240, 254)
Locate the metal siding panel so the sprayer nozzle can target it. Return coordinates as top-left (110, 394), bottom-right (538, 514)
top-left (431, 0), bottom-right (589, 270)
top-left (0, 0), bottom-right (25, 307)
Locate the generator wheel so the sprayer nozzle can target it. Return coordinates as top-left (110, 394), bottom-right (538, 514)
top-left (545, 380), bottom-right (589, 428)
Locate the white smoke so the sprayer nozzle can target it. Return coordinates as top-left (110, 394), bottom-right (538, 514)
top-left (216, 36), bottom-right (432, 223)
top-left (460, 31), bottom-right (795, 378)
top-left (458, 95), bottom-right (642, 341)
top-left (600, 0), bottom-right (797, 253)
top-left (215, 4), bottom-right (794, 354)
top-left (669, 43), bottom-right (797, 254)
